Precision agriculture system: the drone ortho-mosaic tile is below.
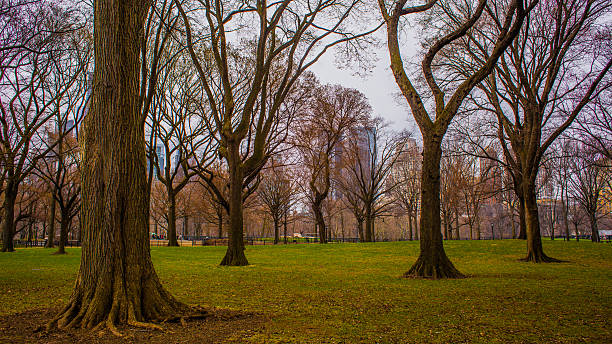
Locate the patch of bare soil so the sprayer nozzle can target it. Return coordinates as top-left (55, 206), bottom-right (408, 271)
top-left (0, 307), bottom-right (268, 343)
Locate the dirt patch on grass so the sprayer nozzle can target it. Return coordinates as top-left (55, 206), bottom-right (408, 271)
top-left (0, 307), bottom-right (268, 343)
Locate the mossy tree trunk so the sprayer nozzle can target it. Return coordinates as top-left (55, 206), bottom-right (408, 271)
top-left (50, 0), bottom-right (190, 331)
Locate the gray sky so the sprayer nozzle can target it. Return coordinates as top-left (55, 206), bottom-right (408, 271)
top-left (309, 41), bottom-right (420, 136)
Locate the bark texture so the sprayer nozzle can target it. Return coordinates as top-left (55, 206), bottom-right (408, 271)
top-left (520, 181), bottom-right (560, 262)
top-left (46, 198), bottom-right (57, 248)
top-left (49, 0), bottom-right (192, 332)
top-left (405, 141), bottom-right (463, 279)
top-left (1, 187), bottom-right (16, 252)
top-left (220, 141), bottom-right (248, 266)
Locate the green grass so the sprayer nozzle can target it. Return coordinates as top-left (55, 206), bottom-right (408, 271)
top-left (1, 240), bottom-right (611, 343)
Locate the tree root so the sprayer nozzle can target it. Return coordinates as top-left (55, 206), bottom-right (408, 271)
top-left (404, 255), bottom-right (465, 279)
top-left (45, 306), bottom-right (208, 337)
top-left (160, 311), bottom-right (208, 326)
top-left (519, 253), bottom-right (564, 263)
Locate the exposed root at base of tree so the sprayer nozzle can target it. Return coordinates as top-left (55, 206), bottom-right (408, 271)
top-left (220, 249), bottom-right (249, 266)
top-left (403, 256), bottom-right (465, 279)
top-left (45, 306), bottom-right (208, 337)
top-left (519, 253), bottom-right (564, 263)
top-left (45, 271), bottom-right (207, 337)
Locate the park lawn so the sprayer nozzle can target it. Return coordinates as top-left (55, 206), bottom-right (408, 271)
top-left (0, 240), bottom-right (610, 343)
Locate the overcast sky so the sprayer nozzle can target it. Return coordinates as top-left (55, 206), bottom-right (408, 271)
top-left (308, 39), bottom-right (421, 139)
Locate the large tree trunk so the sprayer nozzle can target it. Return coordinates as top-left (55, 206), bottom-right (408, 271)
top-left (589, 213), bottom-right (599, 243)
top-left (521, 180), bottom-right (558, 262)
top-left (1, 186), bottom-right (17, 252)
top-left (405, 141), bottom-right (462, 278)
top-left (46, 197), bottom-right (56, 248)
top-left (50, 0), bottom-right (190, 331)
top-left (166, 190), bottom-right (178, 246)
top-left (357, 217), bottom-right (364, 242)
top-left (221, 140), bottom-right (248, 266)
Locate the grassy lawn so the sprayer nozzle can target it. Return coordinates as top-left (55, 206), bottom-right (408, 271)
top-left (0, 240), bottom-right (610, 343)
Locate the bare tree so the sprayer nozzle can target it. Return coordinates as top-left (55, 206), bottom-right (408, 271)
top-left (0, 2), bottom-right (85, 252)
top-left (257, 159), bottom-right (298, 244)
top-left (378, 0), bottom-right (532, 278)
top-left (389, 136), bottom-right (421, 241)
top-left (463, 0), bottom-right (612, 261)
top-left (176, 0), bottom-right (378, 265)
top-left (336, 118), bottom-right (403, 242)
top-left (35, 126), bottom-right (81, 254)
top-left (569, 144), bottom-right (609, 242)
top-left (147, 45), bottom-right (206, 246)
top-left (49, 0), bottom-right (203, 332)
top-left (295, 83), bottom-right (369, 244)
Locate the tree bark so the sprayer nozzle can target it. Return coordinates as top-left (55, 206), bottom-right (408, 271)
top-left (357, 218), bottom-right (364, 242)
top-left (1, 186), bottom-right (17, 252)
top-left (517, 192), bottom-right (527, 239)
top-left (50, 0), bottom-right (191, 331)
top-left (46, 197), bottom-right (56, 248)
top-left (283, 211), bottom-right (288, 244)
top-left (166, 190), bottom-right (178, 246)
top-left (273, 216), bottom-right (279, 244)
top-left (364, 205), bottom-right (373, 242)
top-left (55, 214), bottom-right (70, 255)
top-left (405, 141), bottom-right (462, 278)
top-left (521, 180), bottom-right (558, 262)
top-left (221, 140), bottom-right (248, 266)
top-left (313, 202), bottom-right (327, 244)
